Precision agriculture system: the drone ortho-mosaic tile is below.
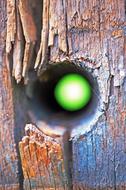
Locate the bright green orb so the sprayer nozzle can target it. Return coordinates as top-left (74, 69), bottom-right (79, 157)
top-left (54, 73), bottom-right (92, 111)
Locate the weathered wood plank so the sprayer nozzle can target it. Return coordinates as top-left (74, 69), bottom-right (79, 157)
top-left (18, 0), bottom-right (126, 189)
top-left (1, 0), bottom-right (126, 189)
top-left (0, 0), bottom-right (20, 189)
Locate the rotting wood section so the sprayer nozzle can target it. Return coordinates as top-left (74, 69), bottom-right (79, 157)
top-left (19, 124), bottom-right (68, 190)
top-left (1, 0), bottom-right (126, 189)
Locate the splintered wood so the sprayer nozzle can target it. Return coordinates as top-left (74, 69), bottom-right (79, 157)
top-left (6, 0), bottom-right (126, 88)
top-left (19, 124), bottom-right (68, 189)
top-left (12, 7), bottom-right (24, 83)
top-left (6, 0), bottom-right (69, 83)
top-left (6, 0), bottom-right (16, 53)
top-left (5, 0), bottom-right (126, 189)
top-left (6, 0), bottom-right (37, 83)
top-left (34, 0), bottom-right (50, 70)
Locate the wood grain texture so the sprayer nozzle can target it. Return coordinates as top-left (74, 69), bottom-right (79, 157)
top-left (0, 0), bottom-right (20, 189)
top-left (2, 0), bottom-right (126, 189)
top-left (19, 0), bottom-right (126, 189)
top-left (19, 124), bottom-right (68, 190)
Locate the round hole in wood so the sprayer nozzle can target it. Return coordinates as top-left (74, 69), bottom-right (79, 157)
top-left (26, 62), bottom-right (100, 134)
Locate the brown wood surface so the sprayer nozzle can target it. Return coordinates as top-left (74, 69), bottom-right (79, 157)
top-left (0, 0), bottom-right (126, 190)
top-left (0, 1), bottom-right (21, 189)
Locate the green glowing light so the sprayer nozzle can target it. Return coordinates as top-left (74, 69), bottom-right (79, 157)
top-left (54, 73), bottom-right (92, 111)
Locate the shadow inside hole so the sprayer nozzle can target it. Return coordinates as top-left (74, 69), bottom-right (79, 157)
top-left (27, 62), bottom-right (99, 129)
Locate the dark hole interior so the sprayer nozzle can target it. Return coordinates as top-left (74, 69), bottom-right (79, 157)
top-left (27, 62), bottom-right (99, 129)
